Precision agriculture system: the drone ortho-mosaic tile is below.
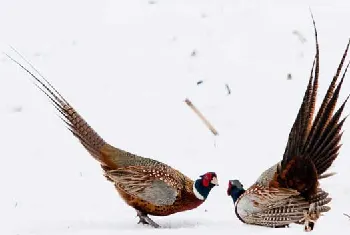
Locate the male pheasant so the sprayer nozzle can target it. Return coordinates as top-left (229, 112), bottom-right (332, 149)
top-left (6, 52), bottom-right (218, 228)
top-left (227, 20), bottom-right (349, 231)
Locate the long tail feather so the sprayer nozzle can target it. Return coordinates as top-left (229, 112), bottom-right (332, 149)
top-left (278, 15), bottom-right (349, 196)
top-left (282, 16), bottom-right (320, 167)
top-left (4, 51), bottom-right (113, 166)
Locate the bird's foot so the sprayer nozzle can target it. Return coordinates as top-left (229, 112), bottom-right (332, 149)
top-left (136, 210), bottom-right (160, 228)
top-left (302, 203), bottom-right (320, 232)
top-left (137, 216), bottom-right (149, 225)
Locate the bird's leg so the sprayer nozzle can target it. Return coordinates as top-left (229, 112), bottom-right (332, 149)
top-left (136, 210), bottom-right (149, 225)
top-left (136, 210), bottom-right (160, 228)
top-left (137, 215), bottom-right (149, 225)
top-left (303, 203), bottom-right (320, 232)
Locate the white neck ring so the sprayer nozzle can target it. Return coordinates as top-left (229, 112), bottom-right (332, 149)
top-left (193, 182), bottom-right (205, 200)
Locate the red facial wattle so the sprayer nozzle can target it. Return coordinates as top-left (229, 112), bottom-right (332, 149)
top-left (202, 173), bottom-right (212, 187)
top-left (227, 182), bottom-right (233, 195)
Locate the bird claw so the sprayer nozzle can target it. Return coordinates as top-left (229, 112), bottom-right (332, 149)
top-left (137, 217), bottom-right (149, 225)
top-left (302, 203), bottom-right (320, 232)
top-left (136, 210), bottom-right (161, 228)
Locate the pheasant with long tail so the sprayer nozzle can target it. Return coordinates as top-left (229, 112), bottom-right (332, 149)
top-left (5, 51), bottom-right (218, 228)
top-left (227, 19), bottom-right (349, 231)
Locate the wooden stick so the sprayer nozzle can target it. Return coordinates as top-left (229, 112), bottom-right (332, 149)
top-left (225, 83), bottom-right (231, 95)
top-left (185, 98), bottom-right (219, 136)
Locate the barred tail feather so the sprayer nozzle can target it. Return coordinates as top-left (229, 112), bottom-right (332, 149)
top-left (5, 50), bottom-right (115, 167)
top-left (305, 41), bottom-right (350, 152)
top-left (309, 189), bottom-right (331, 205)
top-left (306, 58), bottom-right (350, 176)
top-left (282, 17), bottom-right (320, 166)
top-left (281, 16), bottom-right (349, 186)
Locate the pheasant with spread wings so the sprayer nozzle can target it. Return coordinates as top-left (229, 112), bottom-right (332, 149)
top-left (227, 20), bottom-right (349, 231)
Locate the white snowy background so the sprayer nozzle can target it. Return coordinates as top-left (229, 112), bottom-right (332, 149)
top-left (0, 0), bottom-right (350, 234)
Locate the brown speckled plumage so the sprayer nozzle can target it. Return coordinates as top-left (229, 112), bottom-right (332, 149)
top-left (7, 51), bottom-right (217, 228)
top-left (228, 17), bottom-right (349, 231)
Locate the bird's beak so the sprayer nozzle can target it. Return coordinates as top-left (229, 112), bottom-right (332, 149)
top-left (211, 177), bottom-right (219, 186)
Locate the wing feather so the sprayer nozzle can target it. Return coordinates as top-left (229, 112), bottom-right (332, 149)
top-left (239, 187), bottom-right (308, 227)
top-left (106, 166), bottom-right (185, 206)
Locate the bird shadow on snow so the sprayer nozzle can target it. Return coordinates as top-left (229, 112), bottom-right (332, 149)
top-left (17, 218), bottom-right (221, 234)
top-left (158, 219), bottom-right (205, 229)
top-left (14, 220), bottom-right (126, 235)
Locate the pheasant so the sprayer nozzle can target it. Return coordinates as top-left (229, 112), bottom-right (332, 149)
top-left (227, 19), bottom-right (349, 231)
top-left (6, 52), bottom-right (218, 228)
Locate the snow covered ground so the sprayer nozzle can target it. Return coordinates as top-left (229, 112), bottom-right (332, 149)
top-left (0, 0), bottom-right (350, 234)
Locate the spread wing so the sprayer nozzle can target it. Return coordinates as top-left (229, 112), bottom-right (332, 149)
top-left (239, 187), bottom-right (308, 227)
top-left (106, 166), bottom-right (186, 206)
